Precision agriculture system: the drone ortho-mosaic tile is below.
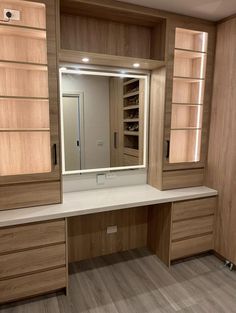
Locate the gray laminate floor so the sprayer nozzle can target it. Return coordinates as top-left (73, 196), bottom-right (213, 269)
top-left (1, 248), bottom-right (236, 313)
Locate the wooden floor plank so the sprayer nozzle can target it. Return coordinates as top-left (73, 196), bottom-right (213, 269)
top-left (1, 248), bottom-right (236, 313)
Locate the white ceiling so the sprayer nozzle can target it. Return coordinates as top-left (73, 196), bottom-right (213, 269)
top-left (117, 0), bottom-right (236, 21)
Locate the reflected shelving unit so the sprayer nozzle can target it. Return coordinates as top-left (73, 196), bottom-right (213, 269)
top-left (0, 0), bottom-right (51, 176)
top-left (122, 78), bottom-right (144, 165)
top-left (169, 28), bottom-right (208, 163)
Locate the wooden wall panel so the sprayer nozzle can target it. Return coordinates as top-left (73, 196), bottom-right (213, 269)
top-left (205, 17), bottom-right (236, 264)
top-left (68, 207), bottom-right (148, 262)
top-left (60, 14), bottom-right (151, 59)
top-left (148, 67), bottom-right (166, 190)
top-left (0, 181), bottom-right (61, 210)
top-left (147, 203), bottom-right (172, 266)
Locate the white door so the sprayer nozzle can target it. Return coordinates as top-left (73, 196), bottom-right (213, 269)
top-left (62, 95), bottom-right (83, 171)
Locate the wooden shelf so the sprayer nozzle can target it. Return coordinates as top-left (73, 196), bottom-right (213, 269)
top-left (123, 119), bottom-right (139, 122)
top-left (175, 49), bottom-right (206, 58)
top-left (172, 103), bottom-right (203, 106)
top-left (59, 49), bottom-right (165, 70)
top-left (0, 25), bottom-right (46, 39)
top-left (171, 127), bottom-right (201, 131)
top-left (0, 25), bottom-right (47, 65)
top-left (123, 105), bottom-right (139, 110)
top-left (175, 28), bottom-right (208, 53)
top-left (173, 77), bottom-right (204, 83)
top-left (0, 1), bottom-right (46, 30)
top-left (169, 27), bottom-right (208, 164)
top-left (123, 91), bottom-right (139, 98)
top-left (0, 129), bottom-right (50, 132)
top-left (124, 131), bottom-right (139, 136)
top-left (123, 79), bottom-right (139, 86)
top-left (123, 147), bottom-right (139, 157)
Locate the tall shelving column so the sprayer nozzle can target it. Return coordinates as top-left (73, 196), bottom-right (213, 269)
top-left (169, 28), bottom-right (208, 163)
top-left (122, 78), bottom-right (144, 166)
top-left (0, 0), bottom-right (51, 176)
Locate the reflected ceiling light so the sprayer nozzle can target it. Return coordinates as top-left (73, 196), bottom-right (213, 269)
top-left (133, 63), bottom-right (140, 68)
top-left (82, 57), bottom-right (90, 63)
top-left (60, 67), bottom-right (67, 71)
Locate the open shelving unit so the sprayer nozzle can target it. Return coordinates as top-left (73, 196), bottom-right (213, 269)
top-left (122, 78), bottom-right (144, 165)
top-left (59, 0), bottom-right (166, 70)
top-left (169, 28), bottom-right (208, 163)
top-left (0, 0), bottom-right (51, 176)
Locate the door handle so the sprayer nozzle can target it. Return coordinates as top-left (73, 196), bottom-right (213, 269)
top-left (114, 132), bottom-right (118, 149)
top-left (53, 143), bottom-right (57, 165)
top-left (165, 140), bottom-right (170, 159)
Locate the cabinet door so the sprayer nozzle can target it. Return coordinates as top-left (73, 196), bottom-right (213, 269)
top-left (0, 0), bottom-right (60, 184)
top-left (163, 26), bottom-right (214, 172)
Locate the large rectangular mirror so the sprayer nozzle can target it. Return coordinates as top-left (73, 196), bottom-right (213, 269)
top-left (59, 68), bottom-right (149, 174)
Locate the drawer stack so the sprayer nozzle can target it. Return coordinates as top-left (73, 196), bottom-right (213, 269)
top-left (170, 197), bottom-right (216, 261)
top-left (0, 219), bottom-right (67, 303)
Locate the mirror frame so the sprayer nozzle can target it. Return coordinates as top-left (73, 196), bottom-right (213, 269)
top-left (59, 68), bottom-right (150, 175)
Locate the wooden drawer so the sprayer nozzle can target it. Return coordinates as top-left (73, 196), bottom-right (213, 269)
top-left (172, 197), bottom-right (216, 221)
top-left (123, 154), bottom-right (139, 166)
top-left (171, 234), bottom-right (213, 260)
top-left (172, 215), bottom-right (214, 241)
top-left (0, 267), bottom-right (66, 304)
top-left (0, 220), bottom-right (65, 254)
top-left (0, 244), bottom-right (66, 280)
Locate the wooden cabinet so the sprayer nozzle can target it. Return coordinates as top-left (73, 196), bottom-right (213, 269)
top-left (170, 197), bottom-right (216, 261)
top-left (149, 21), bottom-right (216, 190)
top-left (109, 77), bottom-right (145, 167)
top-left (0, 0), bottom-right (61, 209)
top-left (205, 17), bottom-right (236, 265)
top-left (59, 0), bottom-right (166, 70)
top-left (0, 219), bottom-right (67, 304)
top-left (147, 197), bottom-right (216, 266)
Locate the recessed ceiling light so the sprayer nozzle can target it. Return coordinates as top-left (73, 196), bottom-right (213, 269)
top-left (82, 57), bottom-right (90, 63)
top-left (133, 63), bottom-right (140, 68)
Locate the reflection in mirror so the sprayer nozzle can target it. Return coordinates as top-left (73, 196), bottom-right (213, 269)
top-left (60, 69), bottom-right (148, 174)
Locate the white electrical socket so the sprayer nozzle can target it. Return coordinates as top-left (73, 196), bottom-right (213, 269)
top-left (106, 225), bottom-right (117, 234)
top-left (4, 9), bottom-right (21, 21)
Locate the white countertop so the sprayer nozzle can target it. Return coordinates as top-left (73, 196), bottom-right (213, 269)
top-left (0, 184), bottom-right (217, 227)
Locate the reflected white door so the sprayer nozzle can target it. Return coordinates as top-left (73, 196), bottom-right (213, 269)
top-left (62, 95), bottom-right (83, 171)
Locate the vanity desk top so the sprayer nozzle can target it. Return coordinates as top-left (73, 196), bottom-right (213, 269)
top-left (0, 184), bottom-right (217, 228)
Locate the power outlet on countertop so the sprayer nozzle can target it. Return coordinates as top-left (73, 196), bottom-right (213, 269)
top-left (4, 9), bottom-right (21, 20)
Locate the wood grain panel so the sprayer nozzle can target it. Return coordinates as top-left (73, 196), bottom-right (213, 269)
top-left (0, 267), bottom-right (66, 304)
top-left (0, 98), bottom-right (50, 129)
top-left (205, 17), bottom-right (236, 264)
top-left (0, 244), bottom-right (66, 280)
top-left (60, 14), bottom-right (151, 59)
top-left (0, 63), bottom-right (48, 98)
top-left (0, 26), bottom-right (47, 64)
top-left (172, 197), bottom-right (216, 221)
top-left (162, 168), bottom-right (204, 190)
top-left (172, 215), bottom-right (214, 241)
top-left (171, 234), bottom-right (213, 260)
top-left (68, 207), bottom-right (148, 262)
top-left (148, 67), bottom-right (166, 190)
top-left (0, 132), bottom-right (51, 176)
top-left (0, 181), bottom-right (61, 210)
top-left (0, 0), bottom-right (46, 29)
top-left (147, 203), bottom-right (172, 266)
top-left (0, 220), bottom-right (65, 254)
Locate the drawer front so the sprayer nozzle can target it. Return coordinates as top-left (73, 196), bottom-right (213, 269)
top-left (0, 267), bottom-right (66, 304)
top-left (171, 234), bottom-right (213, 260)
top-left (0, 244), bottom-right (66, 280)
top-left (172, 215), bottom-right (214, 241)
top-left (0, 220), bottom-right (65, 254)
top-left (123, 154), bottom-right (139, 166)
top-left (172, 197), bottom-right (216, 222)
